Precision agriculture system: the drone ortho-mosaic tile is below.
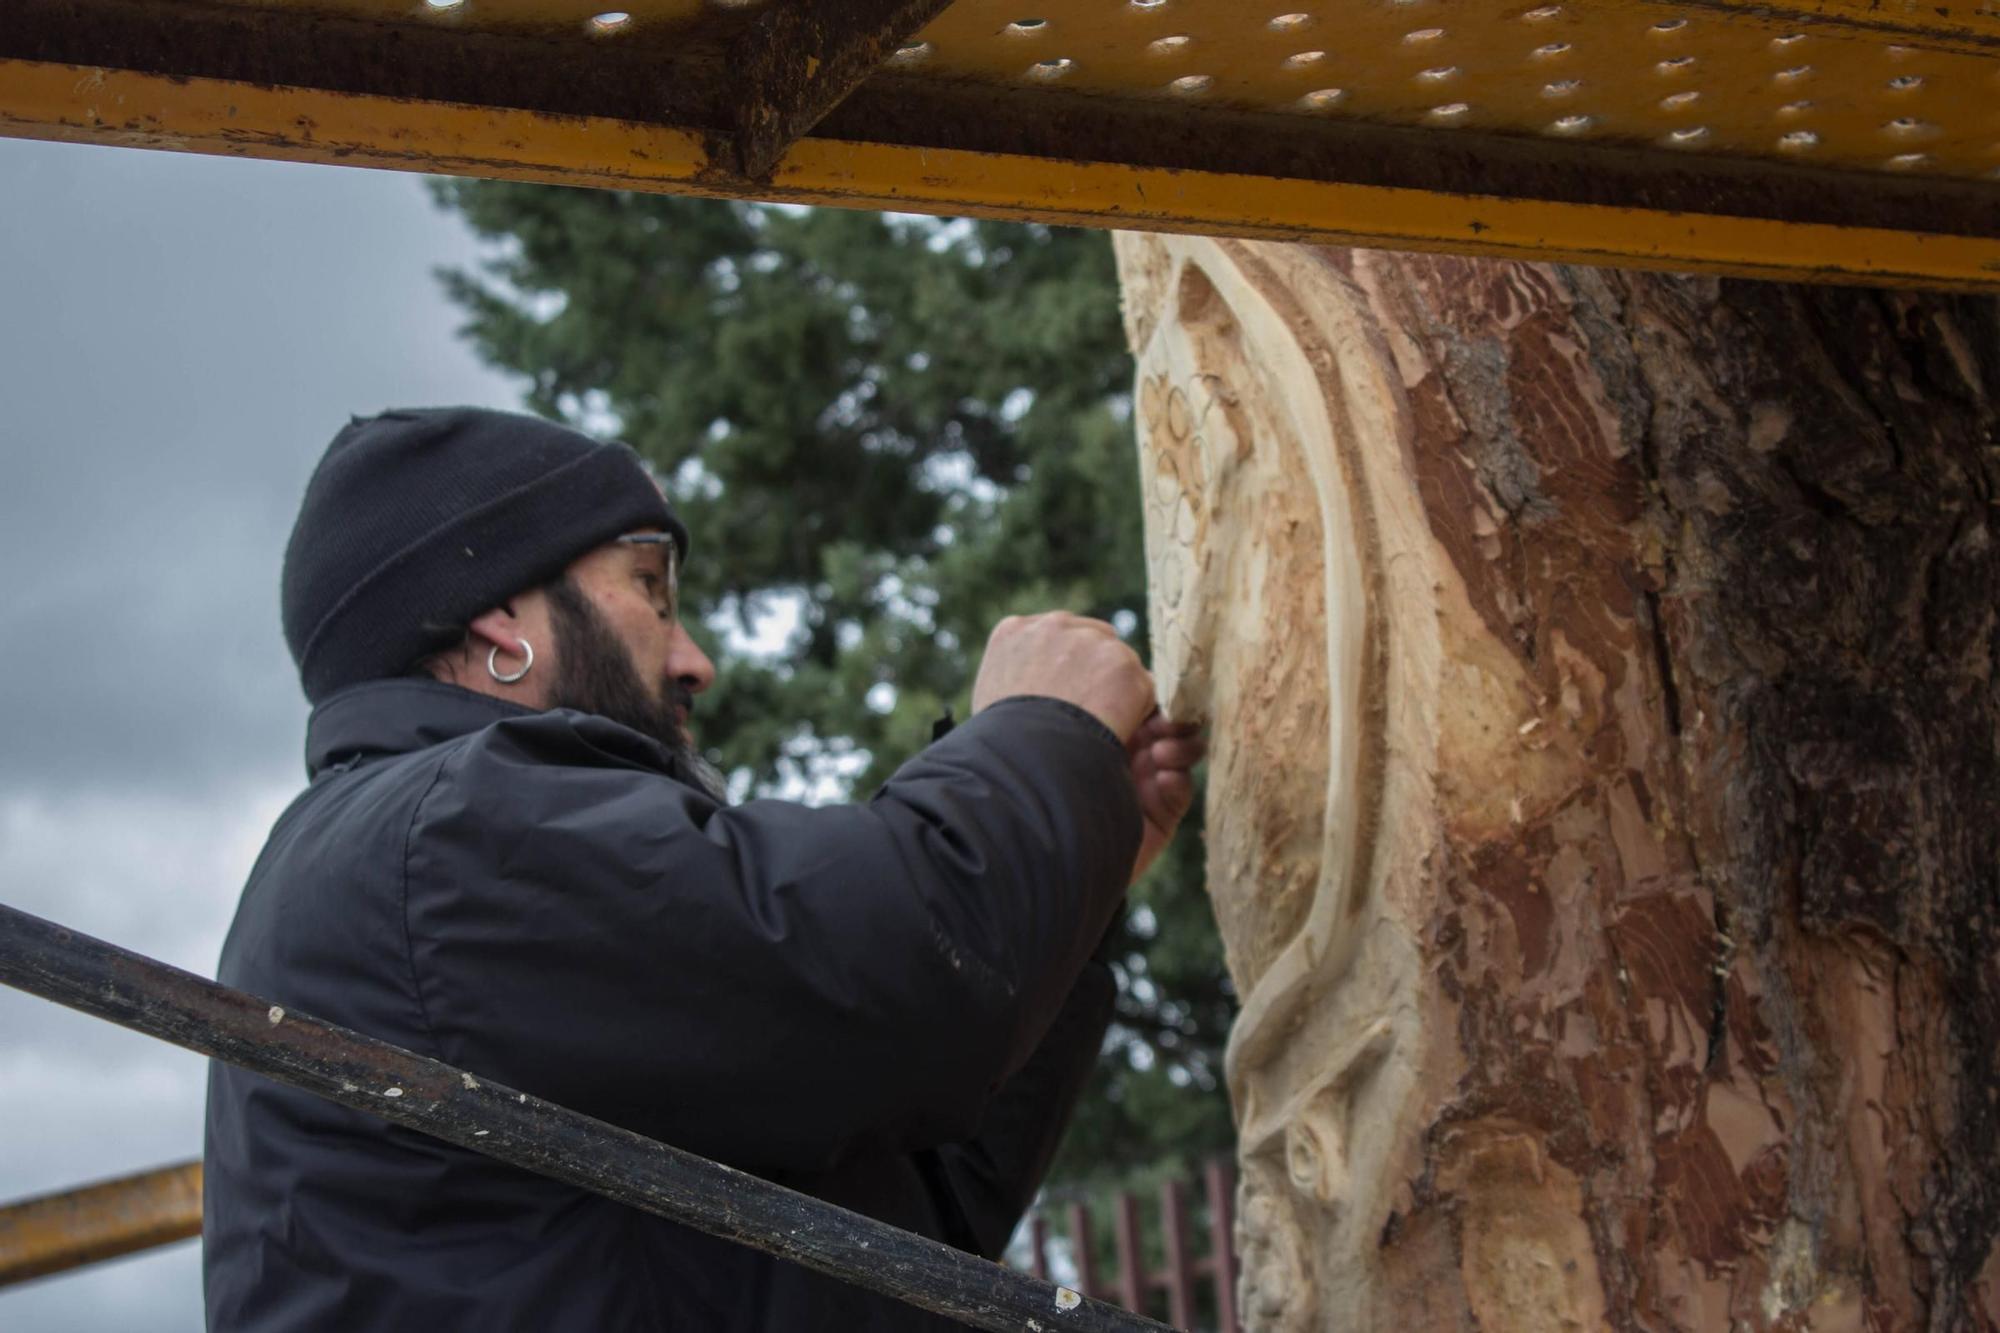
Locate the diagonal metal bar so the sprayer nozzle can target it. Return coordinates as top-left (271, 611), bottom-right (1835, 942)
top-left (724, 0), bottom-right (959, 181)
top-left (0, 901), bottom-right (1177, 1333)
top-left (0, 1160), bottom-right (203, 1289)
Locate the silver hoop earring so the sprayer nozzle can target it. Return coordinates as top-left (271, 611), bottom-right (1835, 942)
top-left (487, 638), bottom-right (533, 685)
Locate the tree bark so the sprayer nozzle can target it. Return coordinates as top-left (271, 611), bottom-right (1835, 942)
top-left (1113, 235), bottom-right (2000, 1332)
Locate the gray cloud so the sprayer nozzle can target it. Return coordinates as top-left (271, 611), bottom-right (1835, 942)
top-left (0, 139), bottom-right (522, 801)
top-left (0, 137), bottom-right (523, 1329)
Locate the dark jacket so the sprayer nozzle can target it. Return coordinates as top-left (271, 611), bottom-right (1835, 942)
top-left (203, 679), bottom-right (1140, 1331)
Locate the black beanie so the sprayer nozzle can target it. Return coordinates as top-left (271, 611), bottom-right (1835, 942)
top-left (282, 406), bottom-right (689, 704)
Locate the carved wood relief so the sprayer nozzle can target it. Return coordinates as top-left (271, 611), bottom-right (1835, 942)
top-left (1119, 233), bottom-right (1428, 1328)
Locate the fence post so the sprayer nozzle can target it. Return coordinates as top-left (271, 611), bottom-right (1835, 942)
top-left (1113, 1191), bottom-right (1146, 1315)
top-left (1067, 1201), bottom-right (1100, 1299)
top-left (1158, 1176), bottom-right (1197, 1329)
top-left (1204, 1159), bottom-right (1239, 1333)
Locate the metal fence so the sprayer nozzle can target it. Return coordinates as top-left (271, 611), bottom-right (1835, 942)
top-left (1015, 1160), bottom-right (1241, 1333)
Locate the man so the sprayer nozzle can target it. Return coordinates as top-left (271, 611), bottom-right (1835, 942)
top-left (204, 406), bottom-right (1203, 1330)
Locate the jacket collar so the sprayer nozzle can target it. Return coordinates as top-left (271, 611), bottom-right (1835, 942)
top-left (304, 679), bottom-right (536, 778)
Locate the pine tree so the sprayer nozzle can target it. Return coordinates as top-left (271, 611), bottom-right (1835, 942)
top-left (428, 180), bottom-right (1234, 1186)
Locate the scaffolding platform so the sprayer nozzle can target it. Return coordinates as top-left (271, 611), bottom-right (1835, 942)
top-left (3, 0), bottom-right (1997, 287)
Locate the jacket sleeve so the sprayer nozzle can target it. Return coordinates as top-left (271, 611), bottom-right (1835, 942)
top-left (918, 959), bottom-right (1117, 1259)
top-left (401, 695), bottom-right (1140, 1176)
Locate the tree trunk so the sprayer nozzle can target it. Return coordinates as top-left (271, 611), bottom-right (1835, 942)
top-left (1112, 235), bottom-right (2000, 1332)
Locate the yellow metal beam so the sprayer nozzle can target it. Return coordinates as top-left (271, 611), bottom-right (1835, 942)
top-left (3, 58), bottom-right (1996, 290)
top-left (0, 1159), bottom-right (203, 1288)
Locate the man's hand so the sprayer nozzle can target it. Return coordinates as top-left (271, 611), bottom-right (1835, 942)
top-left (1127, 710), bottom-right (1205, 884)
top-left (971, 612), bottom-right (1158, 743)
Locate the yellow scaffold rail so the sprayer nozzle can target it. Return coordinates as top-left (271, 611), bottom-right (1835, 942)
top-left (0, 1160), bottom-right (203, 1288)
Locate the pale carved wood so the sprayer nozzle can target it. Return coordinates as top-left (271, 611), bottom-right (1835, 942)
top-left (1115, 234), bottom-right (2000, 1331)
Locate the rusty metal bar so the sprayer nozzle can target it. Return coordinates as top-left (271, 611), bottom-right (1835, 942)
top-left (724, 0), bottom-right (959, 180)
top-left (0, 1160), bottom-right (202, 1289)
top-left (0, 901), bottom-right (1176, 1333)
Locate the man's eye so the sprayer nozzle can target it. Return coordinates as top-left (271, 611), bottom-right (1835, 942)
top-left (638, 573), bottom-right (675, 618)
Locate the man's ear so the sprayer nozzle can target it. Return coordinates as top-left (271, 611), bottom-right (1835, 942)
top-left (466, 603), bottom-right (525, 655)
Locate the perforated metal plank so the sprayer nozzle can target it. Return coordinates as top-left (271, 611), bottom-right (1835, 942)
top-left (1, 0), bottom-right (1996, 287)
top-left (905, 0), bottom-right (2000, 181)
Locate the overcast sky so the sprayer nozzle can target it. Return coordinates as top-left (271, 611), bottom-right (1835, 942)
top-left (0, 136), bottom-right (526, 1329)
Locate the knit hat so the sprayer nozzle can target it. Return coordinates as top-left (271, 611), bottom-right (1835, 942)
top-left (282, 406), bottom-right (689, 704)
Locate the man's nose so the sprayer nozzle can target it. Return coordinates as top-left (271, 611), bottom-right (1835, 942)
top-left (671, 629), bottom-right (716, 695)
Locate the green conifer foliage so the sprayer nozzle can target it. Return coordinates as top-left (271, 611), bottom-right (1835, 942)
top-left (429, 180), bottom-right (1233, 1186)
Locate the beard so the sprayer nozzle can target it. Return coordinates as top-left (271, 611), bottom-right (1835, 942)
top-left (544, 575), bottom-right (729, 803)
